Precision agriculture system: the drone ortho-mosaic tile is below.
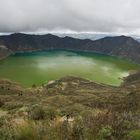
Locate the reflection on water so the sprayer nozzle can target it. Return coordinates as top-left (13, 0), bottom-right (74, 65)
top-left (0, 51), bottom-right (139, 87)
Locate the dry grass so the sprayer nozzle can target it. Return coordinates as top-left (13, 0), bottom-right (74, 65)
top-left (0, 75), bottom-right (140, 139)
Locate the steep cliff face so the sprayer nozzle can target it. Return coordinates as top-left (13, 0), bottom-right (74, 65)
top-left (0, 33), bottom-right (140, 63)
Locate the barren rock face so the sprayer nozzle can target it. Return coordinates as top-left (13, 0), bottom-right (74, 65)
top-left (0, 45), bottom-right (8, 50)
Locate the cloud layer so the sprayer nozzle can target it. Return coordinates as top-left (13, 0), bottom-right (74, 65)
top-left (0, 0), bottom-right (140, 34)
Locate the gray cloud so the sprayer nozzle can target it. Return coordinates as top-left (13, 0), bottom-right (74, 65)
top-left (0, 0), bottom-right (140, 34)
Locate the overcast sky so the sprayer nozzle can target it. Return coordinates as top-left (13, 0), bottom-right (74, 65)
top-left (0, 0), bottom-right (140, 34)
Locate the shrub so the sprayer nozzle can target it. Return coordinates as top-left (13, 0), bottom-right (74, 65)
top-left (0, 127), bottom-right (15, 140)
top-left (71, 118), bottom-right (85, 140)
top-left (0, 99), bottom-right (4, 107)
top-left (15, 123), bottom-right (39, 140)
top-left (0, 119), bottom-right (48, 140)
top-left (0, 117), bottom-right (15, 140)
top-left (127, 130), bottom-right (140, 140)
top-left (81, 110), bottom-right (135, 139)
top-left (28, 105), bottom-right (57, 120)
top-left (98, 126), bottom-right (113, 140)
top-left (28, 105), bottom-right (46, 120)
top-left (44, 107), bottom-right (57, 120)
top-left (32, 84), bottom-right (36, 88)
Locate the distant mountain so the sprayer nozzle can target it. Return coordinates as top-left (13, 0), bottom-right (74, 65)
top-left (0, 33), bottom-right (140, 63)
top-left (54, 33), bottom-right (107, 40)
top-left (88, 36), bottom-right (140, 63)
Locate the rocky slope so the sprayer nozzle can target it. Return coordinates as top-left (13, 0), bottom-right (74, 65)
top-left (0, 45), bottom-right (12, 60)
top-left (0, 33), bottom-right (140, 63)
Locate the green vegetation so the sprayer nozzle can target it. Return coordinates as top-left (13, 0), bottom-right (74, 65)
top-left (0, 73), bottom-right (140, 140)
top-left (127, 130), bottom-right (140, 140)
top-left (28, 105), bottom-right (57, 120)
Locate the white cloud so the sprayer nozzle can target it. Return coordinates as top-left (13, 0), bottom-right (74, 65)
top-left (0, 0), bottom-right (140, 34)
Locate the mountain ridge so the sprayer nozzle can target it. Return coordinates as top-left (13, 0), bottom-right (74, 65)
top-left (0, 33), bottom-right (140, 63)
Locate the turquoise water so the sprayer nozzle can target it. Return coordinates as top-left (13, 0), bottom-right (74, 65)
top-left (0, 51), bottom-right (139, 87)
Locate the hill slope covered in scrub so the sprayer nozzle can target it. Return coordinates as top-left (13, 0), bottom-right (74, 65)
top-left (0, 71), bottom-right (140, 139)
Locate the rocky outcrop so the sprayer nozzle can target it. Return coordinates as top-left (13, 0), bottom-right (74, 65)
top-left (0, 45), bottom-right (12, 60)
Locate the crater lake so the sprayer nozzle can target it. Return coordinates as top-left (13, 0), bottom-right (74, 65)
top-left (0, 50), bottom-right (139, 87)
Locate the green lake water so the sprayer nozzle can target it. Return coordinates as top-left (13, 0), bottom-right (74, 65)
top-left (0, 50), bottom-right (139, 87)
